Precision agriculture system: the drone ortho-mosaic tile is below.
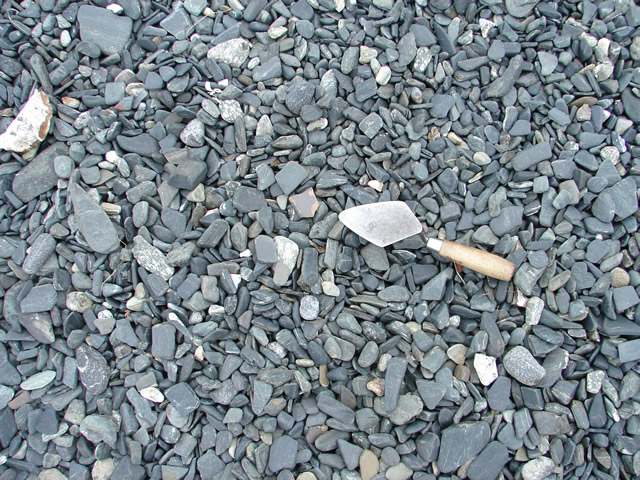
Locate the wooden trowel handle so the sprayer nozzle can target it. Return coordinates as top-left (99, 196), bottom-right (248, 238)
top-left (426, 238), bottom-right (516, 281)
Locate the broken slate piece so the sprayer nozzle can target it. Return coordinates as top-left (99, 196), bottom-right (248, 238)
top-left (359, 113), bottom-right (383, 139)
top-left (233, 186), bottom-right (267, 212)
top-left (416, 380), bottom-right (447, 410)
top-left (165, 382), bottom-right (200, 416)
top-left (276, 162), bottom-right (308, 196)
top-left (268, 435), bottom-right (298, 473)
top-left (18, 313), bottom-right (55, 344)
top-left (467, 441), bottom-right (509, 480)
top-left (152, 324), bottom-right (176, 360)
top-left (618, 339), bottom-right (640, 363)
top-left (159, 7), bottom-right (192, 40)
top-left (69, 183), bottom-right (119, 254)
top-left (167, 161), bottom-right (207, 190)
top-left (613, 286), bottom-right (640, 312)
top-left (22, 233), bottom-right (56, 274)
top-left (512, 142), bottom-right (552, 171)
top-left (437, 422), bottom-right (491, 474)
top-left (384, 357), bottom-right (407, 412)
top-left (273, 236), bottom-right (299, 286)
top-left (254, 235), bottom-right (278, 264)
top-left (77, 5), bottom-right (133, 55)
top-left (79, 415), bottom-right (117, 448)
top-left (132, 236), bottom-right (174, 280)
top-left (19, 285), bottom-right (57, 313)
top-left (76, 345), bottom-right (110, 395)
top-left (12, 142), bottom-right (67, 203)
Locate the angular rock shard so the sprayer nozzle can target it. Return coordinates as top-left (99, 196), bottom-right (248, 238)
top-left (0, 90), bottom-right (52, 156)
top-left (69, 183), bottom-right (119, 254)
top-left (77, 5), bottom-right (133, 55)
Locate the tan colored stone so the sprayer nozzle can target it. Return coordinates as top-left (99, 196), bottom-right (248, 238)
top-left (366, 377), bottom-right (385, 396)
top-left (92, 459), bottom-right (115, 480)
top-left (359, 450), bottom-right (379, 480)
top-left (454, 364), bottom-right (470, 382)
top-left (319, 364), bottom-right (329, 387)
top-left (38, 469), bottom-right (67, 480)
top-left (447, 344), bottom-right (467, 365)
top-left (611, 267), bottom-right (630, 288)
top-left (289, 188), bottom-right (319, 218)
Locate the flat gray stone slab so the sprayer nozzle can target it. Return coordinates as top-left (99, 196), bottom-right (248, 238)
top-left (77, 5), bottom-right (133, 55)
top-left (13, 143), bottom-right (67, 202)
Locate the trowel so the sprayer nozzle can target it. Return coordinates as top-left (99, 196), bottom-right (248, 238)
top-left (339, 201), bottom-right (515, 281)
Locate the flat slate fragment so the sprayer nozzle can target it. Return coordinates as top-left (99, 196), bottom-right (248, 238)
top-left (12, 142), bottom-right (66, 202)
top-left (437, 422), bottom-right (491, 473)
top-left (18, 312), bottom-right (55, 344)
top-left (268, 435), bottom-right (298, 473)
top-left (132, 236), bottom-right (174, 280)
top-left (233, 186), bottom-right (267, 212)
top-left (384, 357), bottom-right (407, 412)
top-left (467, 441), bottom-right (509, 480)
top-left (77, 5), bottom-right (133, 55)
top-left (69, 183), bottom-right (119, 254)
top-left (618, 339), bottom-right (640, 363)
top-left (512, 142), bottom-right (552, 171)
top-left (165, 382), bottom-right (200, 416)
top-left (76, 345), bottom-right (110, 395)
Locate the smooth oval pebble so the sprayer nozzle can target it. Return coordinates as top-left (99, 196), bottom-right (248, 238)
top-left (21, 370), bottom-right (56, 390)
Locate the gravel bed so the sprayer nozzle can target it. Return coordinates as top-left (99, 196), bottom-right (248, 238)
top-left (0, 0), bottom-right (639, 479)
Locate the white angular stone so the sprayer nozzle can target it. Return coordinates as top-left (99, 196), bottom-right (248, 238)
top-left (219, 100), bottom-right (243, 123)
top-left (474, 353), bottom-right (498, 386)
top-left (414, 47), bottom-right (432, 73)
top-left (0, 90), bottom-right (52, 156)
top-left (522, 457), bottom-right (555, 480)
top-left (359, 46), bottom-right (378, 63)
top-left (273, 236), bottom-right (299, 286)
top-left (525, 297), bottom-right (544, 326)
top-left (207, 38), bottom-right (251, 67)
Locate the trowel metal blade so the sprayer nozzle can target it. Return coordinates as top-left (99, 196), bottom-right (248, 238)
top-left (338, 201), bottom-right (423, 247)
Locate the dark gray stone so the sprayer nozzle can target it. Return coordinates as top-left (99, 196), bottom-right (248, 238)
top-left (76, 345), bottom-right (110, 395)
top-left (512, 142), bottom-right (552, 171)
top-left (165, 382), bottom-right (200, 416)
top-left (233, 186), bottom-right (267, 212)
top-left (268, 435), bottom-right (298, 473)
top-left (467, 441), bottom-right (509, 480)
top-left (384, 357), bottom-right (407, 412)
top-left (19, 285), bottom-right (56, 314)
top-left (69, 183), bottom-right (119, 254)
top-left (13, 143), bottom-right (66, 202)
top-left (275, 162), bottom-right (307, 195)
top-left (18, 312), bottom-right (55, 344)
top-left (437, 422), bottom-right (491, 474)
top-left (77, 5), bottom-right (132, 55)
top-left (168, 161), bottom-right (207, 190)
